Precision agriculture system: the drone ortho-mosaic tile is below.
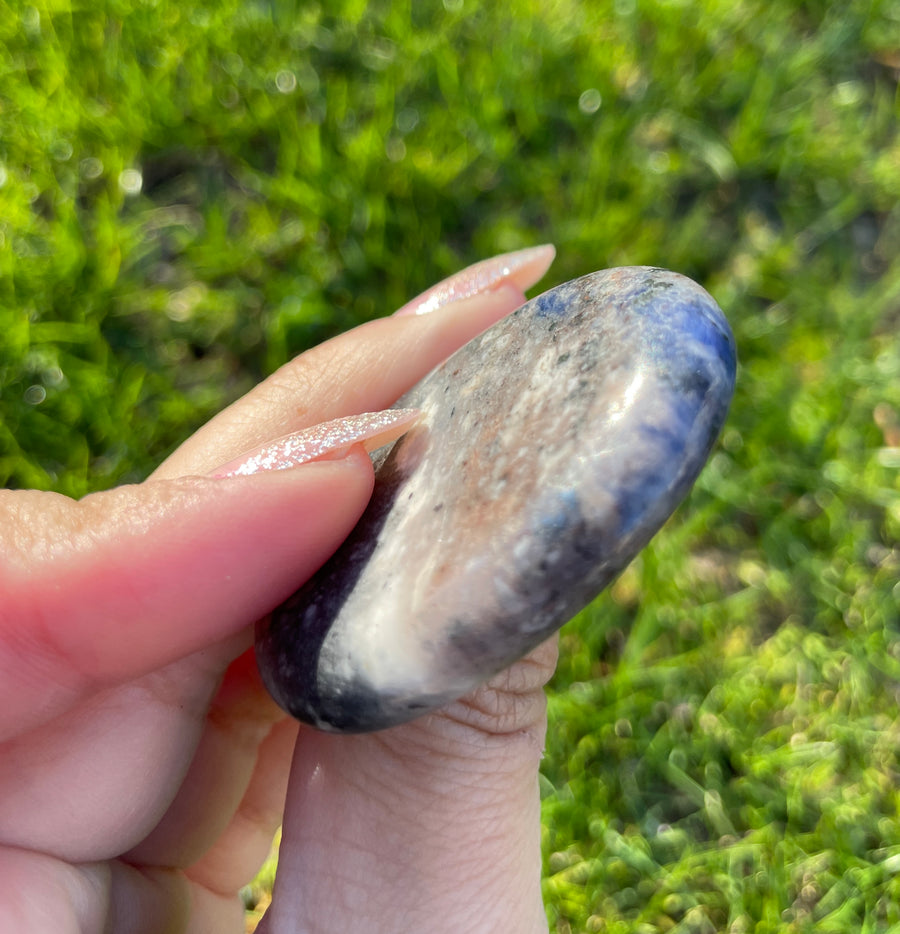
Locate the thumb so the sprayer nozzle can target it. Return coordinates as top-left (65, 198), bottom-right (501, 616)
top-left (261, 638), bottom-right (559, 934)
top-left (0, 449), bottom-right (374, 740)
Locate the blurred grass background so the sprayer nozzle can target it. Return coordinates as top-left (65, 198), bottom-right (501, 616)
top-left (2, 0), bottom-right (899, 930)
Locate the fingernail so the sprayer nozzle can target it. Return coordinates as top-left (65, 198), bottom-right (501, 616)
top-left (393, 244), bottom-right (556, 317)
top-left (210, 409), bottom-right (421, 477)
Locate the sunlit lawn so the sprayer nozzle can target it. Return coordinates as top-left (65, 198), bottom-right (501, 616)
top-left (2, 1), bottom-right (899, 930)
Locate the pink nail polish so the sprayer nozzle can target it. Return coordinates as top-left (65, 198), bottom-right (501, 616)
top-left (393, 244), bottom-right (555, 317)
top-left (211, 409), bottom-right (421, 477)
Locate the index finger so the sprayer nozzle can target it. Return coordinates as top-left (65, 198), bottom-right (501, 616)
top-left (153, 246), bottom-right (555, 478)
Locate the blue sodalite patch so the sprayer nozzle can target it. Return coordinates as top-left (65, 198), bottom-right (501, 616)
top-left (533, 285), bottom-right (572, 318)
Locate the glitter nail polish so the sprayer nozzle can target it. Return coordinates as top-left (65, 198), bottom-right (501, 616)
top-left (393, 244), bottom-right (555, 317)
top-left (211, 409), bottom-right (421, 477)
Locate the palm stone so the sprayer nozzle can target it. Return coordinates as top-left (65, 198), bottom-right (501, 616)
top-left (256, 267), bottom-right (737, 732)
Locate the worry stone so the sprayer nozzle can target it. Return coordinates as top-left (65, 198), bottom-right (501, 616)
top-left (256, 266), bottom-right (737, 732)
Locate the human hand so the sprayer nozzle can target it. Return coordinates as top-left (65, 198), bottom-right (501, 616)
top-left (0, 246), bottom-right (556, 933)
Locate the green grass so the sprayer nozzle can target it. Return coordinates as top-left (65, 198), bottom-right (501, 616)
top-left (2, 0), bottom-right (899, 931)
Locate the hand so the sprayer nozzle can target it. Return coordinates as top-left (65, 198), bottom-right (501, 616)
top-left (0, 247), bottom-right (557, 933)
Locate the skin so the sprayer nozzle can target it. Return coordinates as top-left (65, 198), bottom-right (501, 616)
top-left (0, 256), bottom-right (556, 933)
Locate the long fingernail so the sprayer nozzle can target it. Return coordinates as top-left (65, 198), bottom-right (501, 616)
top-left (210, 409), bottom-right (421, 477)
top-left (393, 244), bottom-right (556, 317)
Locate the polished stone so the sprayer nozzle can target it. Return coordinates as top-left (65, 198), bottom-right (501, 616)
top-left (256, 267), bottom-right (737, 732)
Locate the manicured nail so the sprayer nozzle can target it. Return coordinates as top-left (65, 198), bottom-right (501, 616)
top-left (393, 244), bottom-right (556, 317)
top-left (211, 409), bottom-right (421, 477)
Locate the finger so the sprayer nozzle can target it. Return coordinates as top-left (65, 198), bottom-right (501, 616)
top-left (155, 245), bottom-right (555, 479)
top-left (0, 649), bottom-right (229, 861)
top-left (157, 286), bottom-right (522, 478)
top-left (0, 845), bottom-right (243, 934)
top-left (0, 450), bottom-right (373, 740)
top-left (261, 638), bottom-right (559, 934)
top-left (183, 716), bottom-right (299, 894)
top-left (125, 646), bottom-right (298, 882)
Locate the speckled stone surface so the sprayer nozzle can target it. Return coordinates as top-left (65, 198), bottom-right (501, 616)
top-left (256, 267), bottom-right (737, 732)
